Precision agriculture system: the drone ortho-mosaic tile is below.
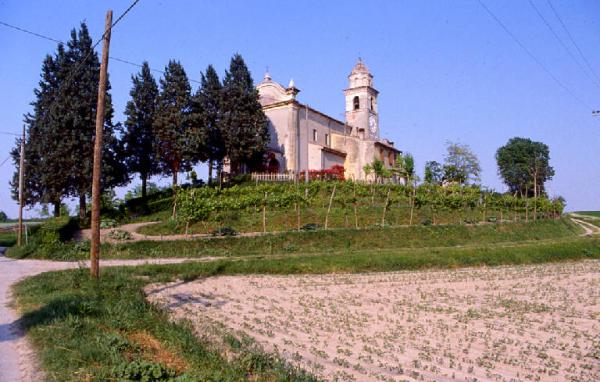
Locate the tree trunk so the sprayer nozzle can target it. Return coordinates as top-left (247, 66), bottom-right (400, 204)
top-left (172, 171), bottom-right (178, 187)
top-left (53, 201), bottom-right (61, 217)
top-left (208, 160), bottom-right (213, 185)
top-left (79, 194), bottom-right (86, 220)
top-left (141, 175), bottom-right (147, 199)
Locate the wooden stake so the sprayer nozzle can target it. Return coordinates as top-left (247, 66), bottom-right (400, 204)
top-left (381, 188), bottom-right (391, 226)
top-left (17, 126), bottom-right (25, 246)
top-left (263, 192), bottom-right (267, 233)
top-left (324, 184), bottom-right (336, 229)
top-left (90, 10), bottom-right (113, 279)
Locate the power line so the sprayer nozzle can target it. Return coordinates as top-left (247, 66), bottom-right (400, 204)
top-left (528, 0), bottom-right (600, 89)
top-left (545, 0), bottom-right (600, 86)
top-left (477, 0), bottom-right (592, 110)
top-left (0, 13), bottom-right (202, 85)
top-left (62, 0), bottom-right (142, 91)
top-left (0, 21), bottom-right (63, 44)
top-left (0, 131), bottom-right (19, 136)
top-left (0, 155), bottom-right (11, 167)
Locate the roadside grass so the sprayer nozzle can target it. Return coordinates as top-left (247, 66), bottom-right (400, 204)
top-left (15, 267), bottom-right (317, 382)
top-left (13, 235), bottom-right (600, 381)
top-left (0, 230), bottom-right (17, 247)
top-left (7, 218), bottom-right (582, 260)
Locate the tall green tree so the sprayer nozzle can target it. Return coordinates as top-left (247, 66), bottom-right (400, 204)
top-left (424, 160), bottom-right (443, 185)
top-left (153, 60), bottom-right (193, 186)
top-left (191, 65), bottom-right (225, 183)
top-left (220, 54), bottom-right (268, 174)
top-left (11, 23), bottom-right (127, 219)
top-left (443, 142), bottom-right (481, 185)
top-left (496, 137), bottom-right (554, 197)
top-left (60, 23), bottom-right (126, 218)
top-left (11, 48), bottom-right (68, 216)
top-left (122, 62), bottom-right (160, 198)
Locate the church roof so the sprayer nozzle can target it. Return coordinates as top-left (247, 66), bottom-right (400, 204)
top-left (350, 58), bottom-right (370, 76)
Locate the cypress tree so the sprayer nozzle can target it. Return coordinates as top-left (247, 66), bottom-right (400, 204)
top-left (220, 54), bottom-right (268, 174)
top-left (191, 65), bottom-right (225, 183)
top-left (122, 62), bottom-right (160, 198)
top-left (11, 47), bottom-right (71, 216)
top-left (153, 60), bottom-right (193, 186)
top-left (59, 23), bottom-right (127, 218)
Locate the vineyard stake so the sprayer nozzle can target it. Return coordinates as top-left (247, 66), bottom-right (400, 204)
top-left (324, 184), bottom-right (336, 229)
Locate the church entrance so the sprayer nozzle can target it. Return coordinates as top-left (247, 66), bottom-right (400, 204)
top-left (267, 157), bottom-right (280, 173)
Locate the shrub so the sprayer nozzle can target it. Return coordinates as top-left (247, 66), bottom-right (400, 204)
top-left (300, 223), bottom-right (320, 231)
top-left (111, 360), bottom-right (177, 381)
top-left (211, 226), bottom-right (237, 237)
top-left (107, 229), bottom-right (132, 241)
top-left (5, 217), bottom-right (79, 259)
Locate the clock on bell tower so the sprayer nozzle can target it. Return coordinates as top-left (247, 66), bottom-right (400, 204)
top-left (344, 58), bottom-right (379, 139)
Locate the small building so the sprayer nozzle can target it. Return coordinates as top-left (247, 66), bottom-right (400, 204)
top-left (256, 58), bottom-right (400, 181)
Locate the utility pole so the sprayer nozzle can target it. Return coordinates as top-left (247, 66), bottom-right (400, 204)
top-left (17, 125), bottom-right (25, 246)
top-left (90, 10), bottom-right (113, 279)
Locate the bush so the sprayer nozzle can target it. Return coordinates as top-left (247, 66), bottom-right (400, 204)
top-left (5, 217), bottom-right (79, 259)
top-left (210, 226), bottom-right (237, 237)
top-left (300, 223), bottom-right (320, 231)
top-left (421, 218), bottom-right (432, 226)
top-left (112, 360), bottom-right (177, 381)
top-left (107, 229), bottom-right (132, 241)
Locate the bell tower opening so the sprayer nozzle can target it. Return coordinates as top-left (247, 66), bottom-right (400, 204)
top-left (353, 96), bottom-right (360, 110)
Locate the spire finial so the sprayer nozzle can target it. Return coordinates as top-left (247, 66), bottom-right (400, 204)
top-left (288, 78), bottom-right (295, 88)
top-left (263, 66), bottom-right (271, 81)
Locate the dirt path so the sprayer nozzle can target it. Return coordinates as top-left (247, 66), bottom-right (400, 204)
top-left (571, 218), bottom-right (600, 235)
top-left (0, 249), bottom-right (214, 382)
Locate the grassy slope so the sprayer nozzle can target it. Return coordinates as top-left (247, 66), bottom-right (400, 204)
top-left (14, 235), bottom-right (600, 381)
top-left (106, 218), bottom-right (581, 260)
top-left (0, 231), bottom-right (17, 247)
top-left (138, 206), bottom-right (527, 236)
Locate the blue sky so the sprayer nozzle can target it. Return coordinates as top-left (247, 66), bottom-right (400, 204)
top-left (1, 0), bottom-right (599, 218)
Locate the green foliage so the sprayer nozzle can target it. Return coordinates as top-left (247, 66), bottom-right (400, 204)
top-left (122, 62), bottom-right (161, 198)
top-left (153, 60), bottom-right (194, 185)
top-left (424, 161), bottom-right (443, 185)
top-left (112, 360), bottom-right (177, 381)
top-left (107, 229), bottom-right (132, 241)
top-left (496, 137), bottom-right (555, 196)
top-left (11, 22), bottom-right (127, 217)
top-left (191, 65), bottom-right (225, 170)
top-left (210, 226), bottom-right (237, 237)
top-left (443, 142), bottom-right (481, 185)
top-left (6, 217), bottom-right (79, 259)
top-left (220, 54), bottom-right (269, 173)
top-left (0, 211), bottom-right (7, 222)
top-left (175, 181), bottom-right (563, 227)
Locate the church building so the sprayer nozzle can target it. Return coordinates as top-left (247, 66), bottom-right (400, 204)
top-left (256, 58), bottom-right (400, 181)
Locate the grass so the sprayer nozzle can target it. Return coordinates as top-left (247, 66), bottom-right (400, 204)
top-left (13, 235), bottom-right (600, 381)
top-left (573, 211), bottom-right (600, 218)
top-left (138, 206), bottom-right (530, 236)
top-left (7, 218), bottom-right (582, 260)
top-left (0, 230), bottom-right (17, 247)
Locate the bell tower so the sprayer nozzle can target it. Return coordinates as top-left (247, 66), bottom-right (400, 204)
top-left (344, 58), bottom-right (379, 138)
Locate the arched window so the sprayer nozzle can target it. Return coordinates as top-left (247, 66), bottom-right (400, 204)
top-left (353, 96), bottom-right (360, 110)
top-left (370, 97), bottom-right (374, 111)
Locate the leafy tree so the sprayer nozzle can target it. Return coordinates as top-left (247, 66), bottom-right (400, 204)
top-left (0, 211), bottom-right (7, 222)
top-left (496, 137), bottom-right (554, 197)
top-left (220, 54), bottom-right (268, 174)
top-left (424, 161), bottom-right (443, 185)
top-left (443, 142), bottom-right (481, 185)
top-left (153, 60), bottom-right (194, 186)
top-left (392, 152), bottom-right (415, 184)
top-left (191, 65), bottom-right (225, 183)
top-left (58, 23), bottom-right (127, 218)
top-left (11, 48), bottom-right (70, 216)
top-left (122, 62), bottom-right (160, 198)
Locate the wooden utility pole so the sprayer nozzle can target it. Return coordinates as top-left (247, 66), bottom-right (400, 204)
top-left (90, 10), bottom-right (113, 279)
top-left (17, 125), bottom-right (25, 246)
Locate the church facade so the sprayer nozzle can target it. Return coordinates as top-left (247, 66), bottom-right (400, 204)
top-left (256, 59), bottom-right (400, 181)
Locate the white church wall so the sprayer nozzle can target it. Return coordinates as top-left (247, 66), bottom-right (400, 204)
top-left (323, 151), bottom-right (345, 169)
top-left (308, 143), bottom-right (322, 170)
